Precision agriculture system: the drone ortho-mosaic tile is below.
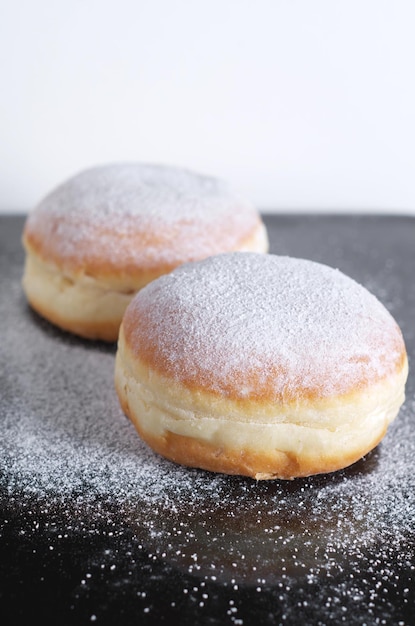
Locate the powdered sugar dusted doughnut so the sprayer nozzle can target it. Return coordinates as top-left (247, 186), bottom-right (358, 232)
top-left (22, 163), bottom-right (268, 340)
top-left (115, 252), bottom-right (408, 480)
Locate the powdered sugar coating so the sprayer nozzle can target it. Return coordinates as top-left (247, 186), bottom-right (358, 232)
top-left (124, 252), bottom-right (406, 400)
top-left (24, 163), bottom-right (263, 273)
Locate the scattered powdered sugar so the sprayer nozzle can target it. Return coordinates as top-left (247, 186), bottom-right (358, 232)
top-left (125, 252), bottom-right (405, 400)
top-left (2, 219), bottom-right (414, 625)
top-left (24, 163), bottom-right (260, 270)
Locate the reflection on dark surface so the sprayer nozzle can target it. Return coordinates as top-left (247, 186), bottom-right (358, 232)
top-left (2, 456), bottom-right (415, 626)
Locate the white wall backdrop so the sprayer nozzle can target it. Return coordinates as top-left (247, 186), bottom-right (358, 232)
top-left (1, 0), bottom-right (414, 214)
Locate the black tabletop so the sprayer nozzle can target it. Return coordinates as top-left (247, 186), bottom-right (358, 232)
top-left (0, 214), bottom-right (414, 626)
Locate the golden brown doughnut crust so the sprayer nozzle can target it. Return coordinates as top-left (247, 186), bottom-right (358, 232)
top-left (115, 332), bottom-right (406, 479)
top-left (22, 213), bottom-right (267, 288)
top-left (121, 422), bottom-right (388, 481)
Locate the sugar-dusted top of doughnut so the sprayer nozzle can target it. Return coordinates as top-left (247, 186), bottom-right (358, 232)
top-left (23, 163), bottom-right (263, 276)
top-left (122, 252), bottom-right (406, 402)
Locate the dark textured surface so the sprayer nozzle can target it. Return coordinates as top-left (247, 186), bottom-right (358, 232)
top-left (0, 214), bottom-right (414, 626)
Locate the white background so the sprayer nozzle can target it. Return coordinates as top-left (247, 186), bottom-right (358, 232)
top-left (1, 0), bottom-right (415, 214)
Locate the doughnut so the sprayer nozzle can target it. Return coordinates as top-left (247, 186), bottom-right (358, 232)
top-left (21, 163), bottom-right (268, 341)
top-left (114, 252), bottom-right (408, 480)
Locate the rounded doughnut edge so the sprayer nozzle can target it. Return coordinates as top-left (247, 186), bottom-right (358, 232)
top-left (114, 323), bottom-right (408, 480)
